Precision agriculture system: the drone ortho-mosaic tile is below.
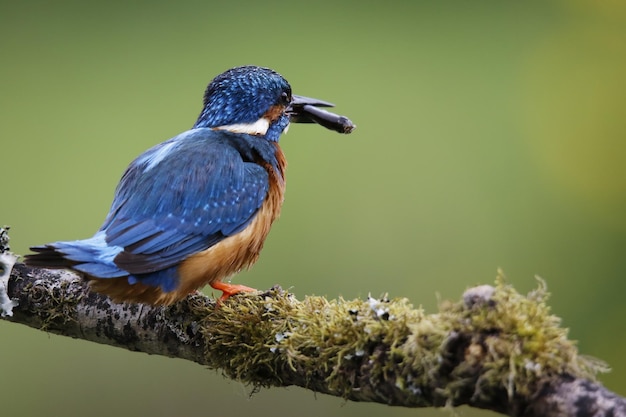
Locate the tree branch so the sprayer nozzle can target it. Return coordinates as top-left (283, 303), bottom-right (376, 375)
top-left (0, 230), bottom-right (623, 416)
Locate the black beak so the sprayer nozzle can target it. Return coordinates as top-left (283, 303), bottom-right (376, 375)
top-left (288, 94), bottom-right (355, 134)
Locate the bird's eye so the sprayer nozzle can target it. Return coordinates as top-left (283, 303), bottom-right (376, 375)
top-left (280, 91), bottom-right (291, 105)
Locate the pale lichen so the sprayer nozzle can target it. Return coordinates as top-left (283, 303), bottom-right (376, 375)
top-left (0, 226), bottom-right (19, 317)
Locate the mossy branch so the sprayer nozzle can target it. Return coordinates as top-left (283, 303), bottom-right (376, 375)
top-left (0, 234), bottom-right (624, 416)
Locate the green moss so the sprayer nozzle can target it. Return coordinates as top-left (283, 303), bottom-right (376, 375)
top-left (195, 290), bottom-right (421, 395)
top-left (435, 272), bottom-right (608, 401)
top-left (192, 275), bottom-right (607, 405)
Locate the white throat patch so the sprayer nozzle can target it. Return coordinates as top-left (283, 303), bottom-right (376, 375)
top-left (213, 117), bottom-right (270, 136)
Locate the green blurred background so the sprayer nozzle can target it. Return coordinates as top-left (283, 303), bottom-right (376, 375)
top-left (1, 1), bottom-right (625, 416)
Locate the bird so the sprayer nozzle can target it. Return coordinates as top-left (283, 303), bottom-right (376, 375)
top-left (25, 65), bottom-right (354, 305)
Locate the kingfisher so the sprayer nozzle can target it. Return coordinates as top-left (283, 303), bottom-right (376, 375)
top-left (25, 65), bottom-right (354, 305)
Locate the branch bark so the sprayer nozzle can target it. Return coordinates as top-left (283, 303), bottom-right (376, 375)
top-left (1, 243), bottom-right (624, 416)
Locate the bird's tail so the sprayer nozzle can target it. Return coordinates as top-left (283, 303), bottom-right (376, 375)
top-left (25, 234), bottom-right (187, 305)
top-left (23, 232), bottom-right (127, 279)
top-left (24, 245), bottom-right (77, 268)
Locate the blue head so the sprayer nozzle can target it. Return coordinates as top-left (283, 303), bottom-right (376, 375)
top-left (193, 66), bottom-right (293, 142)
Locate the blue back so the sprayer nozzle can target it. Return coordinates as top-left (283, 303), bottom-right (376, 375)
top-left (100, 128), bottom-right (282, 274)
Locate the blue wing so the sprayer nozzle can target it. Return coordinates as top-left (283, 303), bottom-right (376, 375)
top-left (99, 128), bottom-right (270, 275)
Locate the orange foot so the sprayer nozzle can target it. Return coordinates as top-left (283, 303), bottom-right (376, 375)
top-left (210, 281), bottom-right (258, 302)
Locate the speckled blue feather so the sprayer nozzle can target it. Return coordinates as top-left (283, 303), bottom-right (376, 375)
top-left (104, 129), bottom-right (282, 272)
